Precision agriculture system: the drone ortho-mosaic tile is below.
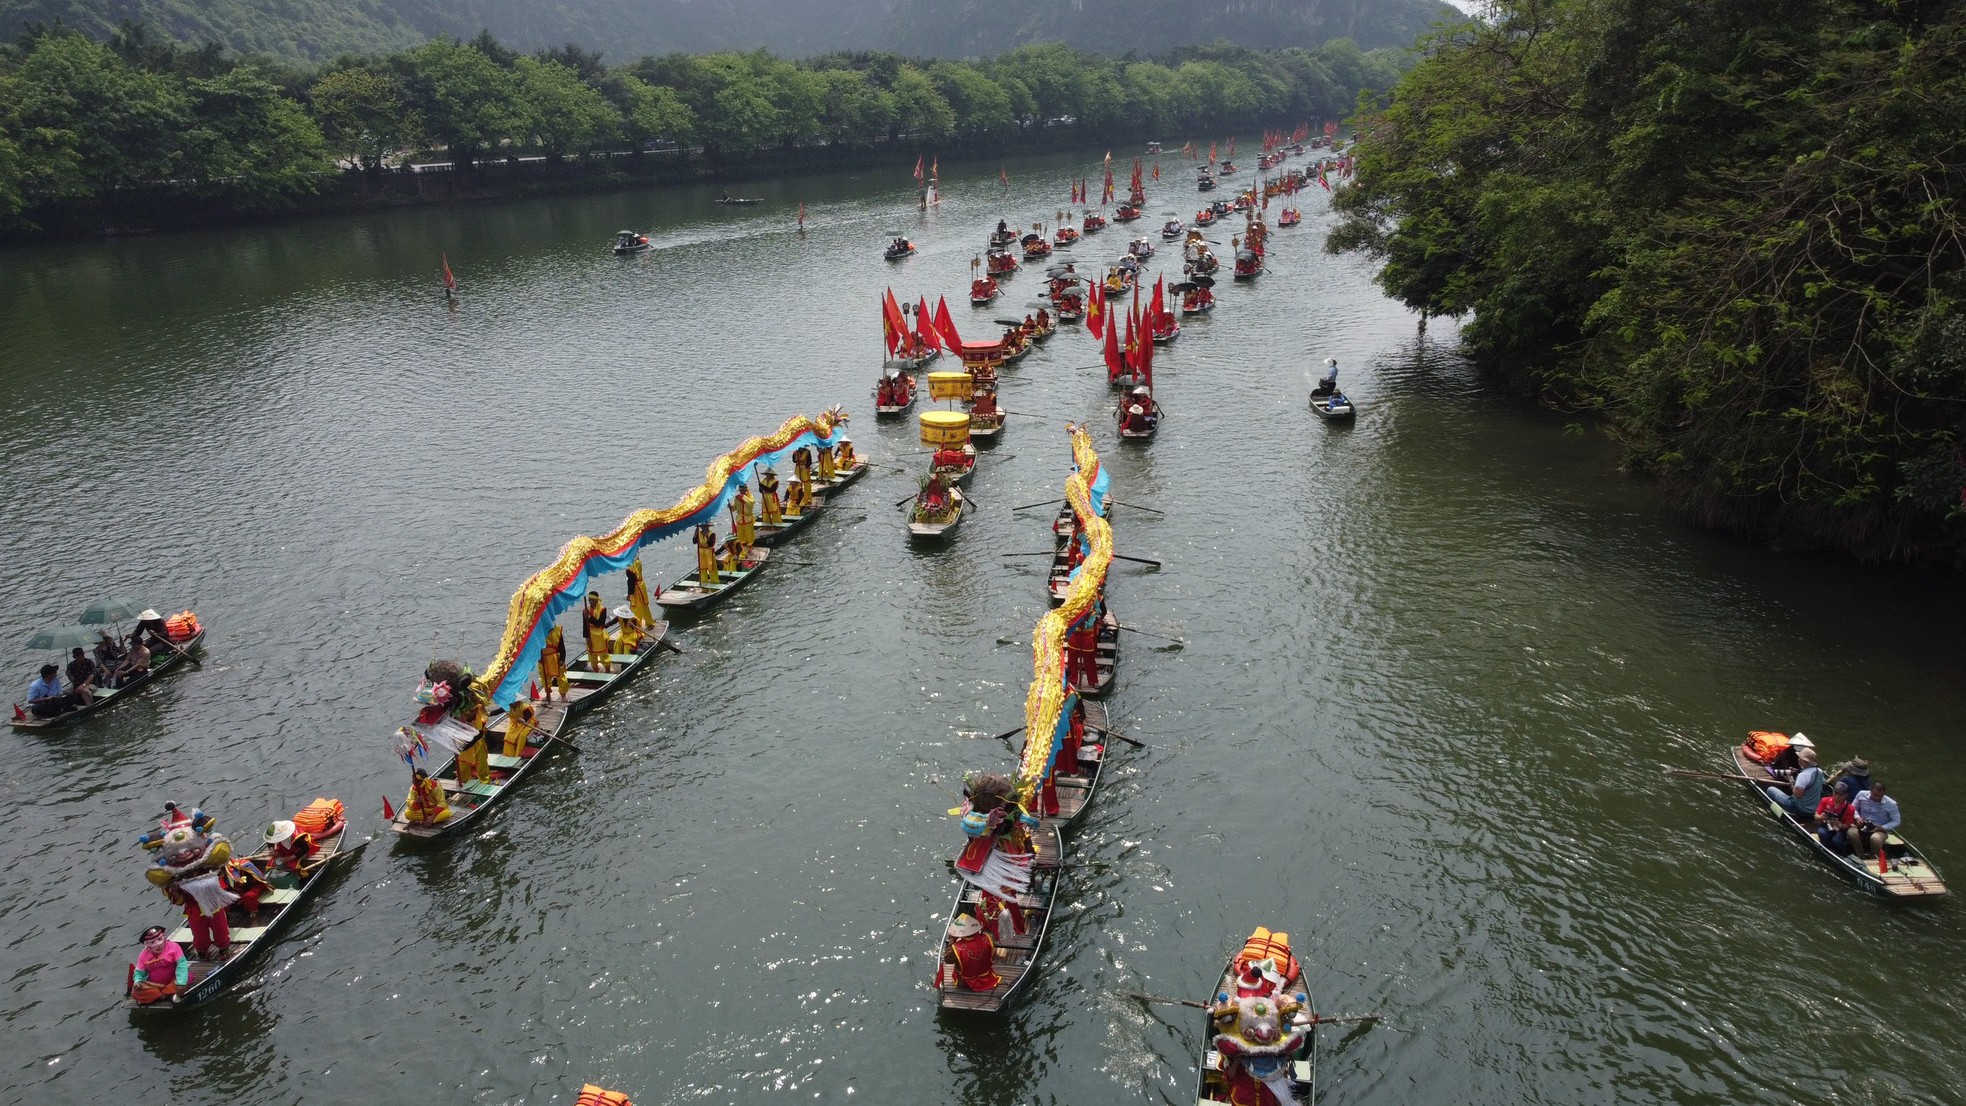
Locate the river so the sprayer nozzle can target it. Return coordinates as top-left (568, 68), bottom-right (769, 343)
top-left (2, 152), bottom-right (1963, 1106)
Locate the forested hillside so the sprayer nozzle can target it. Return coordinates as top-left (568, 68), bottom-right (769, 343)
top-left (1, 0), bottom-right (1449, 63)
top-left (1331, 0), bottom-right (1966, 563)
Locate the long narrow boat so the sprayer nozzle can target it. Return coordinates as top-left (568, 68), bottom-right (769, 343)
top-left (1196, 950), bottom-right (1317, 1105)
top-left (814, 454), bottom-right (869, 497)
top-left (933, 444), bottom-right (979, 487)
top-left (1036, 699), bottom-right (1111, 846)
top-left (934, 825), bottom-right (1062, 1014)
top-left (128, 815), bottom-right (369, 1009)
top-left (753, 500), bottom-right (825, 547)
top-left (562, 622), bottom-right (670, 716)
top-left (1085, 610), bottom-right (1119, 699)
top-left (12, 628), bottom-right (207, 731)
top-left (1727, 745), bottom-right (1947, 899)
top-left (655, 548), bottom-right (771, 612)
top-left (909, 488), bottom-right (966, 541)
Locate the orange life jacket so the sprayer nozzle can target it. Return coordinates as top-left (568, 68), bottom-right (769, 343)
top-left (1234, 926), bottom-right (1302, 985)
top-left (1742, 731), bottom-right (1789, 765)
top-left (165, 610), bottom-right (200, 641)
top-left (292, 797), bottom-right (345, 835)
top-left (575, 1086), bottom-right (634, 1106)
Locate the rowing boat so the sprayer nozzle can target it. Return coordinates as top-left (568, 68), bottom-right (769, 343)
top-left (909, 488), bottom-right (966, 541)
top-left (815, 455), bottom-right (869, 497)
top-left (753, 499), bottom-right (824, 546)
top-left (1040, 699), bottom-right (1110, 841)
top-left (656, 548), bottom-right (771, 611)
top-left (934, 825), bottom-right (1062, 1014)
top-left (1309, 391), bottom-right (1355, 420)
top-left (128, 815), bottom-right (369, 1009)
top-left (1196, 947), bottom-right (1317, 1105)
top-left (1726, 745), bottom-right (1948, 899)
top-left (933, 443), bottom-right (978, 486)
top-left (13, 628), bottom-right (207, 731)
top-left (563, 622), bottom-right (669, 715)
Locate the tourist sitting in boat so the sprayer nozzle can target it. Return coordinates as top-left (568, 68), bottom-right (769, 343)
top-left (93, 629), bottom-right (126, 670)
top-left (263, 820), bottom-right (319, 876)
top-left (582, 592), bottom-right (617, 672)
top-left (1763, 744), bottom-right (1823, 819)
top-left (1121, 387), bottom-right (1158, 433)
top-left (1312, 357), bottom-right (1339, 397)
top-left (1831, 756), bottom-right (1872, 798)
top-left (112, 634), bottom-right (152, 687)
top-left (1035, 307), bottom-right (1050, 330)
top-left (129, 924), bottom-right (189, 1005)
top-left (25, 662), bottom-right (86, 717)
top-left (1813, 780), bottom-right (1859, 854)
top-left (1762, 732), bottom-right (1814, 782)
top-left (1847, 782), bottom-right (1901, 861)
top-left (784, 476), bottom-right (813, 518)
top-left (66, 647), bottom-right (102, 696)
top-left (404, 765), bottom-right (451, 825)
top-left (943, 912), bottom-right (1000, 992)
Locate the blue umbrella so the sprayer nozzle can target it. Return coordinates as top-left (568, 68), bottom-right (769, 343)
top-left (78, 597), bottom-right (149, 625)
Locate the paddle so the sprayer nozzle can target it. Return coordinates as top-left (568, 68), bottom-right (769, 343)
top-left (1116, 624), bottom-right (1185, 645)
top-left (1111, 553), bottom-right (1163, 568)
top-left (1095, 725), bottom-right (1145, 749)
top-left (1001, 410), bottom-right (1048, 419)
top-left (1112, 499), bottom-right (1165, 515)
top-left (1664, 767), bottom-right (1777, 785)
top-left (1125, 992), bottom-right (1381, 1025)
top-left (991, 724), bottom-right (1025, 742)
top-left (1001, 551), bottom-right (1060, 558)
top-left (1013, 498), bottom-right (1065, 512)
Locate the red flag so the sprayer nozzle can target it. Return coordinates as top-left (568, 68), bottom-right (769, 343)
top-left (933, 295), bottom-right (964, 350)
top-left (1152, 161), bottom-right (1160, 181)
top-left (1139, 313), bottom-right (1155, 392)
top-left (917, 296), bottom-right (940, 351)
top-left (883, 288), bottom-right (907, 355)
top-left (1151, 274), bottom-right (1166, 326)
top-left (1102, 315), bottom-right (1123, 382)
top-left (440, 253), bottom-right (457, 292)
top-left (1085, 280), bottom-right (1104, 335)
top-left (381, 794), bottom-right (396, 820)
top-left (1122, 307), bottom-right (1137, 373)
top-left (1227, 135), bottom-right (1236, 157)
top-left (1209, 141), bottom-right (1216, 163)
top-left (913, 156), bottom-right (924, 184)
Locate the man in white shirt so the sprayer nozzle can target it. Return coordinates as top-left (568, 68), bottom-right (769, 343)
top-left (1846, 781), bottom-right (1902, 860)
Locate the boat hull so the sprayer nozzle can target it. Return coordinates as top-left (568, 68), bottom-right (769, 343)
top-left (1728, 745), bottom-right (1947, 899)
top-left (656, 549), bottom-right (771, 612)
top-left (934, 825), bottom-right (1063, 1013)
top-left (13, 628), bottom-right (207, 731)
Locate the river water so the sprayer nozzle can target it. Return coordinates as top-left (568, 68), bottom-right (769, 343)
top-left (2, 152), bottom-right (1963, 1106)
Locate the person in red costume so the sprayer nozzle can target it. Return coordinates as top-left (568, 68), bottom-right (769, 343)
top-left (932, 445), bottom-right (968, 472)
top-left (943, 913), bottom-right (1001, 992)
top-left (1065, 614), bottom-right (1099, 689)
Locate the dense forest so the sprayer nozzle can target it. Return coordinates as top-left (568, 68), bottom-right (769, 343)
top-left (1331, 0), bottom-right (1966, 564)
top-left (0, 0), bottom-right (1455, 64)
top-left (0, 25), bottom-right (1412, 231)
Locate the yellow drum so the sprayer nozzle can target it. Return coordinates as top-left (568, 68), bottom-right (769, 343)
top-left (920, 410), bottom-right (972, 447)
top-left (927, 371), bottom-right (975, 401)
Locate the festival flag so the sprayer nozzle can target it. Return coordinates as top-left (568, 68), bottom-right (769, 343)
top-left (441, 253), bottom-right (457, 293)
top-left (1152, 161), bottom-right (1160, 181)
top-left (883, 288), bottom-right (908, 355)
top-left (931, 157), bottom-right (939, 181)
top-left (1104, 151), bottom-right (1113, 170)
top-left (1102, 314), bottom-right (1123, 383)
top-left (933, 295), bottom-right (965, 350)
top-left (1227, 135), bottom-right (1236, 158)
top-left (380, 794), bottom-right (395, 820)
top-left (917, 295), bottom-right (941, 351)
top-left (1138, 311), bottom-right (1155, 392)
top-left (1150, 274), bottom-right (1167, 327)
top-left (1183, 140), bottom-right (1194, 158)
top-left (1085, 280), bottom-right (1104, 335)
top-left (914, 156), bottom-right (924, 184)
top-left (1102, 169), bottom-right (1114, 205)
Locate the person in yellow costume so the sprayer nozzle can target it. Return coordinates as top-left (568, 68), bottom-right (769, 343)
top-left (455, 691), bottom-right (490, 785)
top-left (502, 698), bottom-right (537, 758)
top-left (692, 522), bottom-right (720, 586)
top-left (784, 475), bottom-right (813, 518)
top-left (581, 591), bottom-right (616, 673)
top-left (538, 624), bottom-right (570, 702)
top-left (816, 442), bottom-right (837, 483)
top-left (792, 446), bottom-right (814, 489)
top-left (625, 557), bottom-right (655, 626)
top-left (716, 535), bottom-right (748, 573)
top-left (730, 484), bottom-right (757, 546)
top-left (404, 767), bottom-right (451, 824)
top-left (834, 440), bottom-right (856, 472)
top-left (758, 469), bottom-right (785, 525)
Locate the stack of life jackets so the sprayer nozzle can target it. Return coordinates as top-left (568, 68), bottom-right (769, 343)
top-left (1742, 731), bottom-right (1791, 765)
top-left (164, 610), bottom-right (201, 642)
top-left (575, 1086), bottom-right (634, 1106)
top-left (292, 797), bottom-right (345, 836)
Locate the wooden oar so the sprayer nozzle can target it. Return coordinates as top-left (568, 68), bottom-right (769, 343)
top-left (1112, 499), bottom-right (1165, 515)
top-left (1013, 498), bottom-right (1064, 512)
top-left (1095, 725), bottom-right (1145, 749)
top-left (658, 638), bottom-right (685, 655)
top-left (1125, 992), bottom-right (1380, 1025)
top-left (1116, 624), bottom-right (1185, 645)
top-left (1001, 551), bottom-right (1059, 558)
top-left (1664, 767), bottom-right (1774, 785)
top-left (1001, 410), bottom-right (1048, 419)
top-left (1111, 552), bottom-right (1163, 568)
top-left (990, 724), bottom-right (1025, 742)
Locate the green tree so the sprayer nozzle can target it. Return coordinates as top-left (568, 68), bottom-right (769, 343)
top-left (405, 37), bottom-right (524, 168)
top-left (888, 64), bottom-right (952, 141)
top-left (606, 74), bottom-right (694, 149)
top-left (4, 32), bottom-right (185, 197)
top-left (178, 67), bottom-right (330, 207)
top-left (929, 62), bottom-right (1012, 141)
top-left (513, 56), bottom-right (618, 160)
top-left (310, 64), bottom-right (418, 171)
top-left (816, 68), bottom-right (893, 149)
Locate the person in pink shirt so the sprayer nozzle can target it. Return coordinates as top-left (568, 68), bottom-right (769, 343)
top-left (129, 925), bottom-right (188, 1004)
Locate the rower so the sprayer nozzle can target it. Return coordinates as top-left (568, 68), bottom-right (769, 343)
top-left (816, 441), bottom-right (837, 483)
top-left (792, 445), bottom-right (815, 488)
top-left (730, 483), bottom-right (758, 546)
top-left (625, 556), bottom-right (656, 625)
top-left (403, 764), bottom-right (451, 825)
top-left (758, 469), bottom-right (784, 526)
top-left (833, 439), bottom-right (857, 472)
top-left (262, 819), bottom-right (319, 877)
top-left (538, 624), bottom-right (570, 702)
top-left (943, 913), bottom-right (1000, 992)
top-left (692, 521), bottom-right (721, 586)
top-left (1065, 609), bottom-right (1099, 689)
top-left (1036, 307), bottom-right (1050, 329)
top-left (784, 475), bottom-right (813, 518)
top-left (581, 592), bottom-right (616, 673)
top-left (502, 697), bottom-right (538, 758)
top-left (716, 535), bottom-right (749, 573)
top-left (1312, 357), bottom-right (1339, 397)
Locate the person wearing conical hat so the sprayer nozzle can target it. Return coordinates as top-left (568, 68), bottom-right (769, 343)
top-left (784, 475), bottom-right (813, 519)
top-left (538, 624), bottom-right (570, 703)
top-left (262, 819), bottom-right (319, 878)
top-left (944, 913), bottom-right (1001, 992)
top-left (501, 698), bottom-right (538, 758)
top-left (692, 522), bottom-right (721, 586)
top-left (730, 484), bottom-right (757, 546)
top-left (582, 592), bottom-right (616, 674)
top-left (624, 558), bottom-right (655, 626)
top-left (833, 439), bottom-right (856, 473)
top-left (757, 470), bottom-right (784, 526)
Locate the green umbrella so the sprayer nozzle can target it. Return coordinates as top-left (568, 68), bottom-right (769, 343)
top-left (78, 597), bottom-right (149, 625)
top-left (26, 624), bottom-right (102, 651)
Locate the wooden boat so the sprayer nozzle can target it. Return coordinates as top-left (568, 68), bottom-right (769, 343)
top-left (814, 453), bottom-right (869, 497)
top-left (13, 628), bottom-right (207, 731)
top-left (563, 622), bottom-right (670, 714)
top-left (1047, 699), bottom-right (1111, 837)
top-left (1053, 227), bottom-right (1080, 246)
top-left (714, 196), bottom-right (764, 205)
top-left (1197, 174), bottom-right (1217, 193)
top-left (1021, 233), bottom-right (1052, 260)
top-left (612, 231), bottom-right (650, 254)
top-left (1129, 237), bottom-right (1156, 259)
top-left (1113, 204), bottom-right (1143, 222)
top-left (753, 499), bottom-right (825, 546)
top-left (986, 249), bottom-right (1018, 277)
top-left (1309, 391), bottom-right (1355, 420)
top-left (1161, 218), bottom-right (1186, 240)
top-left (128, 814), bottom-right (371, 1009)
top-left (932, 443), bottom-right (979, 486)
top-left (1195, 951), bottom-right (1317, 1106)
top-left (656, 548), bottom-right (771, 611)
top-left (1194, 209), bottom-right (1218, 226)
top-left (933, 824), bottom-right (1062, 1013)
top-left (1210, 199), bottom-right (1234, 217)
top-left (1219, 160), bottom-right (1238, 174)
top-left (885, 237), bottom-right (916, 260)
top-left (989, 227), bottom-right (1019, 248)
top-left (970, 277), bottom-right (1000, 305)
top-left (1081, 212), bottom-right (1108, 232)
top-left (968, 409), bottom-right (1006, 445)
top-left (1233, 249), bottom-right (1264, 281)
top-left (1151, 319), bottom-right (1180, 345)
top-left (1277, 208), bottom-right (1303, 227)
top-left (875, 373), bottom-right (918, 416)
top-left (909, 487), bottom-right (966, 540)
top-left (1118, 397), bottom-right (1163, 439)
top-left (884, 349), bottom-right (939, 370)
top-left (1727, 745), bottom-right (1948, 899)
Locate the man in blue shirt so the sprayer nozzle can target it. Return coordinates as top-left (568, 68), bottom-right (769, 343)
top-left (1764, 744), bottom-right (1823, 820)
top-left (26, 664), bottom-right (74, 718)
top-left (1846, 781), bottom-right (1902, 861)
